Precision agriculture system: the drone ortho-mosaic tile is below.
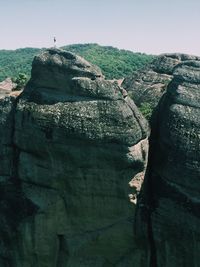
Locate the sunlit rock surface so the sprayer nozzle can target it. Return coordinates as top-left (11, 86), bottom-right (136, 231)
top-left (122, 53), bottom-right (200, 111)
top-left (0, 49), bottom-right (149, 267)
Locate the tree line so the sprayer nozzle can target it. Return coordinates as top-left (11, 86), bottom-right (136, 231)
top-left (0, 44), bottom-right (154, 82)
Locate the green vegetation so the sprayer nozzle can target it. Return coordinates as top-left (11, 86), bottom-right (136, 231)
top-left (61, 44), bottom-right (154, 79)
top-left (0, 44), bottom-right (154, 82)
top-left (12, 72), bottom-right (28, 90)
top-left (0, 48), bottom-right (40, 82)
top-left (139, 102), bottom-right (153, 120)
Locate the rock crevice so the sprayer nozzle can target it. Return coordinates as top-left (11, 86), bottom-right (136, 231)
top-left (1, 49), bottom-right (199, 267)
top-left (136, 59), bottom-right (200, 267)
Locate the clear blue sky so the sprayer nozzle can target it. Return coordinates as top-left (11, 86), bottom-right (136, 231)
top-left (1, 0), bottom-right (200, 55)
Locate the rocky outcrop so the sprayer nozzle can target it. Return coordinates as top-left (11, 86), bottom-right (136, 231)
top-left (122, 53), bottom-right (200, 111)
top-left (2, 48), bottom-right (199, 267)
top-left (0, 48), bottom-right (149, 266)
top-left (0, 78), bottom-right (17, 98)
top-left (136, 60), bottom-right (200, 266)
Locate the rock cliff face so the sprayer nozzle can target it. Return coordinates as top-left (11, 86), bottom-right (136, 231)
top-left (0, 49), bottom-right (149, 266)
top-left (122, 53), bottom-right (200, 111)
top-left (1, 49), bottom-right (199, 267)
top-left (136, 60), bottom-right (200, 266)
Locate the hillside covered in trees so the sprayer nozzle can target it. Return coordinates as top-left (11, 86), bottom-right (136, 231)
top-left (0, 44), bottom-right (154, 82)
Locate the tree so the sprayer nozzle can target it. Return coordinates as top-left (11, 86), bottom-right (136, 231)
top-left (12, 73), bottom-right (27, 90)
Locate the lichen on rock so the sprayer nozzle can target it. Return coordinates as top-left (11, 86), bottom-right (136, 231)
top-left (122, 53), bottom-right (200, 119)
top-left (136, 59), bottom-right (200, 267)
top-left (0, 48), bottom-right (149, 266)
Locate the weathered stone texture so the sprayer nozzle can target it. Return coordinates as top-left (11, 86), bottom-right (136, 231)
top-left (2, 48), bottom-right (199, 267)
top-left (122, 53), bottom-right (200, 110)
top-left (136, 60), bottom-right (200, 267)
top-left (0, 49), bottom-right (149, 267)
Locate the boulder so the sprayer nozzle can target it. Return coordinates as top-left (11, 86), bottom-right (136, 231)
top-left (122, 53), bottom-right (200, 113)
top-left (0, 48), bottom-right (149, 266)
top-left (0, 78), bottom-right (17, 98)
top-left (136, 60), bottom-right (200, 266)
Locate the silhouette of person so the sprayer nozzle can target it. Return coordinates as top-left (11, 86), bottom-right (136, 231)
top-left (54, 37), bottom-right (56, 48)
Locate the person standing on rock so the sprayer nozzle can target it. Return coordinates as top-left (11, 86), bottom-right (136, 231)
top-left (53, 37), bottom-right (56, 48)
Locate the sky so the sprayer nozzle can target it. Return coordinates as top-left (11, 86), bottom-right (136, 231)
top-left (1, 0), bottom-right (200, 55)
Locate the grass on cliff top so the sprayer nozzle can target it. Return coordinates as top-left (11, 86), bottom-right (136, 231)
top-left (0, 43), bottom-right (154, 82)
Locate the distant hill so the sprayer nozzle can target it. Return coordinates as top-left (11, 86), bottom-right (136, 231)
top-left (0, 43), bottom-right (154, 81)
top-left (0, 48), bottom-right (40, 82)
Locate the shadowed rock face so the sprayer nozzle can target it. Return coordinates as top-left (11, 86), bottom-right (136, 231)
top-left (0, 49), bottom-right (149, 267)
top-left (2, 49), bottom-right (199, 267)
top-left (136, 60), bottom-right (200, 267)
top-left (122, 53), bottom-right (200, 110)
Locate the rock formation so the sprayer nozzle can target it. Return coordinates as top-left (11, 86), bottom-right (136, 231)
top-left (1, 48), bottom-right (199, 267)
top-left (0, 48), bottom-right (149, 266)
top-left (136, 60), bottom-right (200, 266)
top-left (122, 53), bottom-right (200, 111)
top-left (0, 78), bottom-right (17, 98)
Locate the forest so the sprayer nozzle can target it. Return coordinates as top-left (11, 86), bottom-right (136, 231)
top-left (0, 43), bottom-right (154, 82)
